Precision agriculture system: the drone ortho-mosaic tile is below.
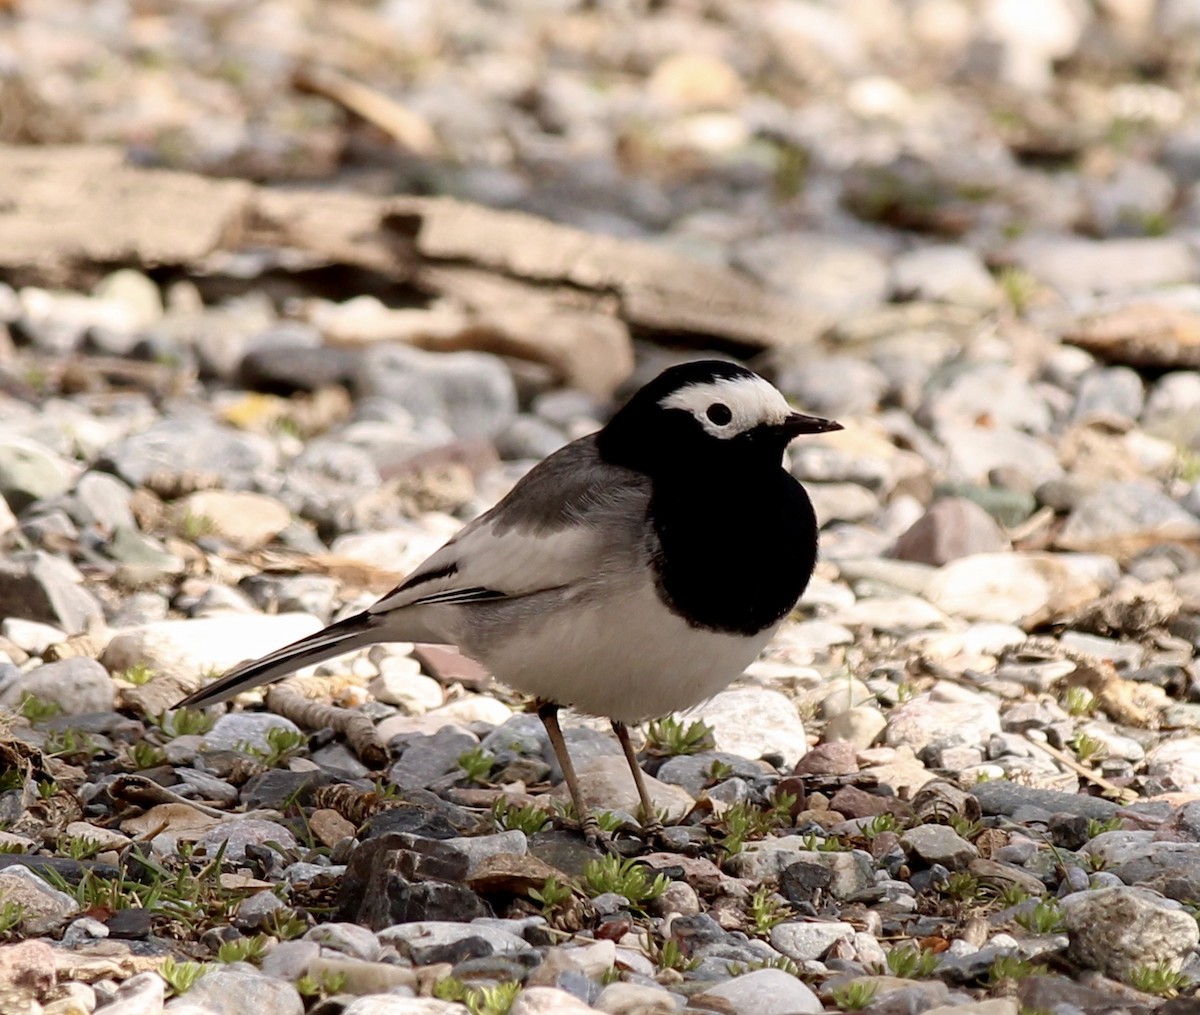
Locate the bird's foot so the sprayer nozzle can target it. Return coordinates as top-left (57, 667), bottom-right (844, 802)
top-left (582, 815), bottom-right (621, 857)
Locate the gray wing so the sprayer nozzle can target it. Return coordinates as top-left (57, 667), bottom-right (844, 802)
top-left (368, 436), bottom-right (650, 615)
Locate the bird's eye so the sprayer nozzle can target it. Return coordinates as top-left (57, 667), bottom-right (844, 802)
top-left (706, 403), bottom-right (733, 425)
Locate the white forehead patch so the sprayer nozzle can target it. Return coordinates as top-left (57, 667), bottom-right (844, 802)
top-left (659, 375), bottom-right (791, 438)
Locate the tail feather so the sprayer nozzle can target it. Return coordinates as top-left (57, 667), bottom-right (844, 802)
top-left (175, 612), bottom-right (378, 709)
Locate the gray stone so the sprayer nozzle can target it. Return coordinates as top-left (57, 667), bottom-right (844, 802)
top-left (260, 940), bottom-right (321, 982)
top-left (440, 831), bottom-right (528, 875)
top-left (0, 552), bottom-right (104, 635)
top-left (923, 363), bottom-right (1052, 436)
top-left (99, 416), bottom-right (278, 489)
top-left (341, 998), bottom-right (467, 1015)
top-left (695, 687), bottom-right (809, 767)
top-left (389, 727), bottom-right (481, 790)
top-left (0, 438), bottom-right (74, 513)
top-left (1007, 235), bottom-right (1196, 298)
top-left (203, 713), bottom-right (305, 755)
top-left (728, 846), bottom-right (874, 898)
top-left (304, 922), bottom-right (382, 961)
top-left (378, 920), bottom-right (531, 965)
top-left (775, 355), bottom-right (891, 419)
top-left (885, 697), bottom-right (1001, 754)
top-left (972, 781), bottom-right (1120, 820)
top-left (0, 864), bottom-right (80, 934)
top-left (1057, 481), bottom-right (1200, 553)
top-left (733, 232), bottom-right (889, 317)
top-left (195, 819), bottom-right (299, 863)
top-left (655, 752), bottom-right (765, 796)
top-left (1144, 736), bottom-right (1200, 790)
top-left (70, 471), bottom-right (135, 533)
top-left (891, 497), bottom-right (1009, 566)
top-left (354, 345), bottom-right (517, 440)
top-left (0, 657), bottom-right (114, 715)
top-left (1061, 886), bottom-right (1199, 981)
top-left (890, 245), bottom-right (1000, 309)
top-left (1072, 367), bottom-right (1145, 424)
top-left (769, 920), bottom-right (855, 961)
top-left (900, 824), bottom-right (978, 870)
top-left (93, 970), bottom-right (164, 1015)
top-left (105, 526), bottom-right (186, 579)
top-left (694, 968), bottom-right (822, 1015)
top-left (172, 968), bottom-right (303, 1015)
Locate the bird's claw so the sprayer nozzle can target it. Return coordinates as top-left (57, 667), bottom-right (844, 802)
top-left (582, 816), bottom-right (621, 857)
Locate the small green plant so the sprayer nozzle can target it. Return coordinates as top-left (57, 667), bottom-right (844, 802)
top-left (1015, 899), bottom-right (1064, 934)
top-left (43, 728), bottom-right (101, 763)
top-left (831, 980), bottom-right (879, 1010)
top-left (434, 978), bottom-right (522, 1015)
top-left (0, 769), bottom-right (22, 793)
top-left (998, 266), bottom-right (1039, 315)
top-left (644, 717), bottom-right (715, 757)
top-left (1063, 687), bottom-right (1095, 717)
top-left (157, 708), bottom-right (216, 739)
top-left (595, 810), bottom-right (624, 834)
top-left (262, 909), bottom-right (308, 941)
top-left (0, 841), bottom-right (27, 855)
top-left (944, 871), bottom-right (982, 903)
top-left (0, 901), bottom-right (25, 935)
top-left (57, 836), bottom-right (105, 861)
top-left (35, 779), bottom-right (59, 800)
top-left (492, 800), bottom-right (550, 836)
top-left (1127, 962), bottom-right (1189, 997)
top-left (457, 747), bottom-right (495, 785)
top-left (1070, 732), bottom-right (1107, 766)
top-left (583, 855), bottom-right (669, 910)
top-left (18, 693), bottom-right (61, 723)
top-left (987, 954), bottom-right (1047, 986)
top-left (647, 935), bottom-right (700, 972)
top-left (994, 884), bottom-right (1032, 909)
top-left (706, 758), bottom-right (735, 784)
top-left (717, 790), bottom-right (797, 855)
top-left (178, 511), bottom-right (217, 541)
top-left (747, 885), bottom-right (791, 936)
top-left (297, 970), bottom-right (348, 999)
top-left (241, 727), bottom-right (308, 768)
top-left (216, 935), bottom-right (270, 964)
top-left (529, 876), bottom-right (574, 914)
top-left (863, 813), bottom-right (899, 837)
top-left (949, 814), bottom-right (985, 840)
top-left (885, 943), bottom-right (940, 979)
top-left (116, 662), bottom-right (157, 686)
top-left (727, 955), bottom-right (801, 977)
top-left (159, 956), bottom-right (210, 996)
top-left (1087, 816), bottom-right (1121, 838)
top-left (130, 742), bottom-right (167, 770)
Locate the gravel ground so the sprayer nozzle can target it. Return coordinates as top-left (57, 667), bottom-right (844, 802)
top-left (4, 1), bottom-right (1200, 1014)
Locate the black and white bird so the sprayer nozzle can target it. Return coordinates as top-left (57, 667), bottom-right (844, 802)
top-left (177, 360), bottom-right (841, 840)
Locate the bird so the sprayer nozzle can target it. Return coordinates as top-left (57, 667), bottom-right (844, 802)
top-left (176, 359), bottom-right (841, 842)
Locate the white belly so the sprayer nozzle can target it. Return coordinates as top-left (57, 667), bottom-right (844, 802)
top-left (463, 579), bottom-right (775, 724)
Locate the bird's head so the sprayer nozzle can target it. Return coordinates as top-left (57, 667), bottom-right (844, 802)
top-left (598, 360), bottom-right (842, 473)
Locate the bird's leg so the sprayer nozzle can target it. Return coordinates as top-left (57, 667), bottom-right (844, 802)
top-left (611, 720), bottom-right (664, 840)
top-left (537, 701), bottom-right (611, 851)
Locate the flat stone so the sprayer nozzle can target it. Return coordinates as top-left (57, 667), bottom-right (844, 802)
top-left (1057, 480), bottom-right (1200, 555)
top-left (693, 687), bottom-right (809, 767)
top-left (769, 920), bottom-right (855, 961)
top-left (173, 490), bottom-right (291, 550)
top-left (900, 824), bottom-right (978, 870)
top-left (103, 612), bottom-right (323, 685)
top-left (1061, 886), bottom-right (1199, 981)
top-left (551, 755), bottom-right (694, 824)
top-left (891, 497), bottom-right (1009, 566)
top-left (972, 781), bottom-right (1120, 820)
top-left (202, 712), bottom-right (304, 754)
top-left (693, 968), bottom-right (822, 1015)
top-left (377, 920), bottom-right (531, 966)
top-left (925, 551), bottom-right (1118, 626)
top-left (0, 864), bottom-right (80, 934)
top-left (341, 998), bottom-right (468, 1015)
top-left (0, 553), bottom-right (104, 635)
top-left (0, 657), bottom-right (114, 715)
top-left (176, 968), bottom-right (303, 1015)
top-left (93, 970), bottom-right (163, 1015)
top-left (0, 438), bottom-right (75, 512)
top-left (195, 819), bottom-right (298, 863)
top-left (885, 697), bottom-right (1001, 754)
top-left (1008, 236), bottom-right (1196, 298)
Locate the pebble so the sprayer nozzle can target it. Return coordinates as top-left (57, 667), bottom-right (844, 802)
top-left (202, 713), bottom-right (305, 754)
top-left (1061, 886), bottom-right (1200, 981)
top-left (0, 864), bottom-right (80, 934)
top-left (695, 688), bottom-right (810, 767)
top-left (0, 657), bottom-right (114, 714)
top-left (174, 969), bottom-right (303, 1015)
top-left (694, 968), bottom-right (823, 1015)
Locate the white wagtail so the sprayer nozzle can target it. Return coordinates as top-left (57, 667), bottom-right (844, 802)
top-left (177, 360), bottom-right (840, 840)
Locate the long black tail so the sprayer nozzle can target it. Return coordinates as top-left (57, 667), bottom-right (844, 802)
top-left (175, 611), bottom-right (379, 709)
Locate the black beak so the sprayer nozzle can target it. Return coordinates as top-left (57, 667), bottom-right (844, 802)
top-left (777, 411), bottom-right (843, 438)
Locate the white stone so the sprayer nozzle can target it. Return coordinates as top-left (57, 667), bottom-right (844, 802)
top-left (691, 688), bottom-right (809, 767)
